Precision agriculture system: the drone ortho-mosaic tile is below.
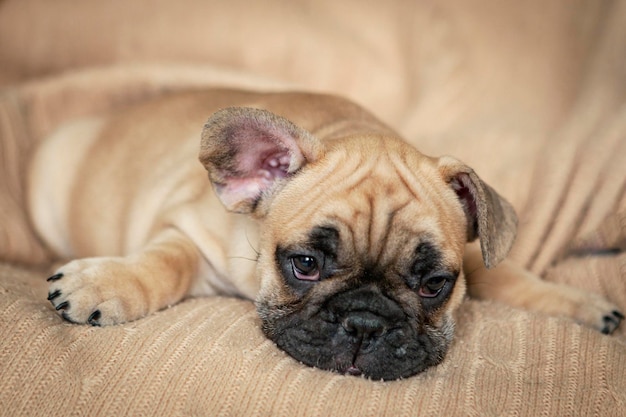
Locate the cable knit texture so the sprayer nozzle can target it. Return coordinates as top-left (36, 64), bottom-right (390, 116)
top-left (0, 1), bottom-right (625, 415)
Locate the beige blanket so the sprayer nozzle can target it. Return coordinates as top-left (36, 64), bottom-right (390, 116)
top-left (1, 1), bottom-right (625, 416)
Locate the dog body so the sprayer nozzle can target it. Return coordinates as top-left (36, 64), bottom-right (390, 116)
top-left (29, 89), bottom-right (622, 380)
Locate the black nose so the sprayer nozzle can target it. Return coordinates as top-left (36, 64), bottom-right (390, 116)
top-left (342, 311), bottom-right (387, 340)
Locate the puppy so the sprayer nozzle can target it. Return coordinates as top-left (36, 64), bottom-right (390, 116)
top-left (28, 89), bottom-right (622, 380)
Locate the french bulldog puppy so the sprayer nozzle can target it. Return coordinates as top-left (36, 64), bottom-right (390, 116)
top-left (31, 89), bottom-right (622, 380)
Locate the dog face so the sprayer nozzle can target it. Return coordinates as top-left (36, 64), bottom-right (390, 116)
top-left (200, 107), bottom-right (516, 380)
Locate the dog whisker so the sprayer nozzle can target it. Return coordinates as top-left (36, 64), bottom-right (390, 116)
top-left (228, 256), bottom-right (259, 263)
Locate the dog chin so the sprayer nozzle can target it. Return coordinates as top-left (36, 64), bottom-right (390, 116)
top-left (258, 301), bottom-right (455, 381)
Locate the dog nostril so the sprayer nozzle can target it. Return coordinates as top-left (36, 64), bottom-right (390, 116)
top-left (341, 312), bottom-right (387, 339)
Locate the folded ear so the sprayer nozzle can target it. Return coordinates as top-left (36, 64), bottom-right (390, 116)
top-left (438, 156), bottom-right (518, 269)
top-left (199, 107), bottom-right (324, 215)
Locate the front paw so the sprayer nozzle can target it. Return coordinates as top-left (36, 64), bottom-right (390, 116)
top-left (47, 272), bottom-right (103, 325)
top-left (46, 258), bottom-right (149, 326)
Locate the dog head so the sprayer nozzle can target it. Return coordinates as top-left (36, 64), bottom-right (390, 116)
top-left (199, 107), bottom-right (516, 380)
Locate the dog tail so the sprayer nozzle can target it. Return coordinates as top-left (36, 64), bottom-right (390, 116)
top-left (0, 91), bottom-right (52, 265)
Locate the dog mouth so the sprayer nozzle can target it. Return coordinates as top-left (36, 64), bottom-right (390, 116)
top-left (335, 333), bottom-right (422, 378)
top-left (258, 288), bottom-right (453, 380)
top-left (263, 311), bottom-right (451, 380)
top-left (344, 365), bottom-right (363, 376)
top-left (341, 331), bottom-right (375, 377)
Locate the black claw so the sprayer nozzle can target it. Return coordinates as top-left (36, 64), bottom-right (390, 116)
top-left (601, 312), bottom-right (623, 335)
top-left (47, 273), bottom-right (63, 282)
top-left (55, 301), bottom-right (69, 311)
top-left (47, 290), bottom-right (61, 301)
top-left (88, 310), bottom-right (101, 326)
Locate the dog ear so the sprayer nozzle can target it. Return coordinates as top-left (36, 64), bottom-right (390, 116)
top-left (438, 156), bottom-right (517, 269)
top-left (199, 107), bottom-right (325, 215)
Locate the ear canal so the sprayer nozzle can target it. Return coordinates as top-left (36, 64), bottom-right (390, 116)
top-left (439, 156), bottom-right (518, 269)
top-left (199, 107), bottom-right (324, 215)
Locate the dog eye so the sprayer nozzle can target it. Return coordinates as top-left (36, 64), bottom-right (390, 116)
top-left (291, 256), bottom-right (320, 281)
top-left (418, 275), bottom-right (447, 298)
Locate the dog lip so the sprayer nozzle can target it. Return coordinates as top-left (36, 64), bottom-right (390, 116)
top-left (344, 365), bottom-right (362, 376)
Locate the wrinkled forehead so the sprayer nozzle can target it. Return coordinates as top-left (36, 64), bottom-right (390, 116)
top-left (265, 142), bottom-right (467, 263)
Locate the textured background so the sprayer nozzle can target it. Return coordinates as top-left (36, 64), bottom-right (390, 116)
top-left (1, 1), bottom-right (625, 415)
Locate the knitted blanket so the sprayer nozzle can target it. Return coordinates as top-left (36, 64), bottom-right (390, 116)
top-left (1, 1), bottom-right (625, 415)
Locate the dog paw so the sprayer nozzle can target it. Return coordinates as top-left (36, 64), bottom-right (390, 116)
top-left (46, 257), bottom-right (149, 326)
top-left (600, 310), bottom-right (624, 335)
top-left (571, 291), bottom-right (624, 335)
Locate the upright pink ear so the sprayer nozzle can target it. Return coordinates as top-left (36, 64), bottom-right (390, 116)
top-left (438, 156), bottom-right (518, 269)
top-left (199, 107), bottom-right (324, 214)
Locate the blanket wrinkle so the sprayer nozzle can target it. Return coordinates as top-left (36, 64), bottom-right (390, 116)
top-left (572, 202), bottom-right (626, 255)
top-left (0, 92), bottom-right (51, 265)
top-left (519, 102), bottom-right (626, 274)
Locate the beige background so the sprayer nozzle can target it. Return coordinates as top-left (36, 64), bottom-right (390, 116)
top-left (1, 1), bottom-right (625, 415)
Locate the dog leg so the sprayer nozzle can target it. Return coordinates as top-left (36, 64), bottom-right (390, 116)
top-left (46, 228), bottom-right (200, 326)
top-left (463, 243), bottom-right (624, 334)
